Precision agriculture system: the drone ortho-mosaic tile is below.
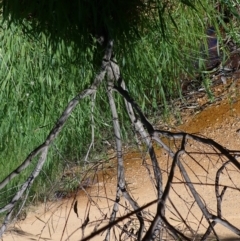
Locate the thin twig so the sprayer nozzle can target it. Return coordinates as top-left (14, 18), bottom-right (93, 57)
top-left (84, 91), bottom-right (96, 163)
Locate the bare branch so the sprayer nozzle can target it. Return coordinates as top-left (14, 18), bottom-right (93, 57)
top-left (105, 61), bottom-right (144, 240)
top-left (0, 40), bottom-right (115, 238)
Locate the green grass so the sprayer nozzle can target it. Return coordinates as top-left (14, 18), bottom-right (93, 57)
top-left (0, 0), bottom-right (239, 211)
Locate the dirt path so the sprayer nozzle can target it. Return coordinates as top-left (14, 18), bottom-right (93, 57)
top-left (2, 81), bottom-right (240, 241)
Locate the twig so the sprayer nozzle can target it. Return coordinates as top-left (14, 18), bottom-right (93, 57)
top-left (0, 146), bottom-right (49, 237)
top-left (84, 91), bottom-right (97, 163)
top-left (80, 199), bottom-right (158, 241)
top-left (116, 80), bottom-right (164, 239)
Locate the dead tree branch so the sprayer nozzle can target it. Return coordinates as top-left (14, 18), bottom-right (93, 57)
top-left (104, 57), bottom-right (144, 241)
top-left (0, 40), bottom-right (114, 238)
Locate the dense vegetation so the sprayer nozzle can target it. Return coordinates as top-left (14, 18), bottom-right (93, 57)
top-left (0, 0), bottom-right (239, 209)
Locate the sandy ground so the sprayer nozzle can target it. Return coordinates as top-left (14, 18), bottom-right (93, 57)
top-left (2, 79), bottom-right (240, 241)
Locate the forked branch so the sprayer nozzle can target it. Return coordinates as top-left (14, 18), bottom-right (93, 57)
top-left (0, 40), bottom-right (114, 238)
